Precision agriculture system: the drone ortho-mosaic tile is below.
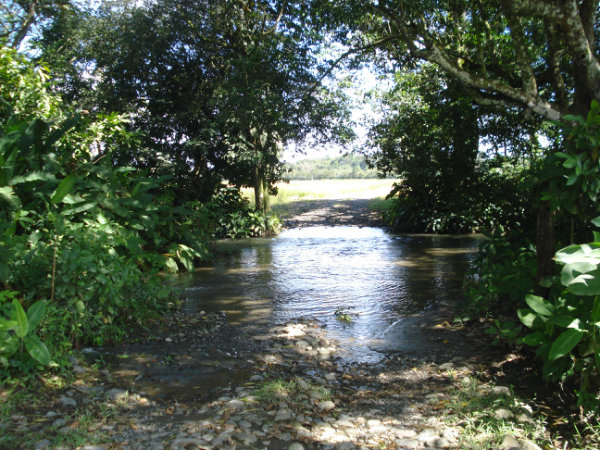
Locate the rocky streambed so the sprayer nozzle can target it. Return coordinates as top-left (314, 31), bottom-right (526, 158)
top-left (4, 312), bottom-right (550, 450)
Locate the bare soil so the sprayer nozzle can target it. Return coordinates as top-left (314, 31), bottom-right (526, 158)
top-left (274, 198), bottom-right (383, 228)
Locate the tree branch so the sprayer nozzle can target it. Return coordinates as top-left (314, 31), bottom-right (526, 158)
top-left (427, 43), bottom-right (562, 121)
top-left (11, 0), bottom-right (40, 49)
top-left (502, 0), bottom-right (537, 94)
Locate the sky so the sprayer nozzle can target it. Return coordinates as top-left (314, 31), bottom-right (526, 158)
top-left (282, 64), bottom-right (391, 163)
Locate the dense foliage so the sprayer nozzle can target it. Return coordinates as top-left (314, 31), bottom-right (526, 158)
top-left (1, 0), bottom-right (599, 425)
top-left (366, 65), bottom-right (539, 233)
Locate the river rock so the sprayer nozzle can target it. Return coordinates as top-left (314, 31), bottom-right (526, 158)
top-left (438, 362), bottom-right (454, 371)
top-left (275, 409), bottom-right (294, 422)
top-left (34, 439), bottom-right (52, 450)
top-left (107, 388), bottom-right (128, 401)
top-left (521, 440), bottom-right (543, 450)
top-left (58, 396), bottom-right (77, 408)
top-left (52, 418), bottom-right (67, 428)
top-left (501, 434), bottom-right (521, 449)
top-left (288, 443), bottom-right (304, 450)
top-left (318, 400), bottom-right (336, 411)
top-left (295, 340), bottom-right (311, 350)
top-left (494, 408), bottom-right (514, 420)
top-left (225, 399), bottom-right (244, 410)
top-left (492, 386), bottom-right (512, 396)
top-left (169, 438), bottom-right (206, 449)
top-left (234, 431), bottom-right (258, 445)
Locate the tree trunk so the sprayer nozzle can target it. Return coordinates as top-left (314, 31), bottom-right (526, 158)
top-left (535, 201), bottom-right (556, 297)
top-left (253, 168), bottom-right (269, 213)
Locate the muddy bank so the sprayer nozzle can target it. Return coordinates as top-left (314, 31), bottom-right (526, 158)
top-left (274, 199), bottom-right (383, 229)
top-left (4, 314), bottom-right (550, 450)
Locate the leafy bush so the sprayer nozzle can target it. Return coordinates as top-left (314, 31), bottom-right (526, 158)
top-left (464, 232), bottom-right (537, 317)
top-left (206, 187), bottom-right (281, 238)
top-left (0, 291), bottom-right (50, 372)
top-left (519, 231), bottom-right (600, 410)
top-left (384, 165), bottom-right (533, 234)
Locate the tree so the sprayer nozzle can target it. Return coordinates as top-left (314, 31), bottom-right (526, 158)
top-left (0, 0), bottom-right (71, 49)
top-left (313, 0), bottom-right (599, 121)
top-left (310, 0), bottom-right (599, 283)
top-left (37, 0), bottom-right (352, 211)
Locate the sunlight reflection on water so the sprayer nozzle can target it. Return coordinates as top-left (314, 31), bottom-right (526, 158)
top-left (178, 226), bottom-right (480, 362)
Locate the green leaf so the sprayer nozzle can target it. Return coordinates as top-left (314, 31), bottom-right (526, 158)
top-left (563, 270), bottom-right (600, 296)
top-left (522, 332), bottom-right (546, 347)
top-left (548, 316), bottom-right (580, 329)
top-left (548, 329), bottom-right (584, 361)
top-left (0, 333), bottom-right (19, 357)
top-left (556, 243), bottom-right (600, 266)
top-left (12, 299), bottom-right (28, 338)
top-left (518, 308), bottom-right (544, 329)
top-left (26, 301), bottom-right (46, 331)
top-left (24, 335), bottom-right (51, 365)
top-left (0, 186), bottom-right (21, 208)
top-left (525, 294), bottom-right (554, 317)
top-left (51, 174), bottom-right (76, 204)
top-left (592, 217), bottom-right (600, 228)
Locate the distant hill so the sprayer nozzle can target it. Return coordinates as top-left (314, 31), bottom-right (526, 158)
top-left (285, 154), bottom-right (379, 180)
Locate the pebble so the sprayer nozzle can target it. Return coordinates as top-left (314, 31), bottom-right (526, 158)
top-left (106, 388), bottom-right (128, 401)
top-left (438, 362), bottom-right (454, 371)
top-left (502, 434), bottom-right (521, 449)
top-left (275, 409), bottom-right (293, 422)
top-left (58, 396), bottom-right (77, 408)
top-left (6, 320), bottom-right (554, 450)
top-left (492, 386), bottom-right (512, 396)
top-left (494, 408), bottom-right (515, 420)
top-left (318, 400), bottom-right (336, 411)
top-left (34, 439), bottom-right (52, 450)
top-left (52, 418), bottom-right (67, 428)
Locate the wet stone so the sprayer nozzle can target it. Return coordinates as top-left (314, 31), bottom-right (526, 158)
top-left (34, 439), bottom-right (52, 450)
top-left (58, 396), bottom-right (77, 408)
top-left (492, 386), bottom-right (512, 396)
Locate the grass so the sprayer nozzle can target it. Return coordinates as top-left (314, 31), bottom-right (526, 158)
top-left (271, 178), bottom-right (398, 203)
top-left (243, 179), bottom-right (398, 205)
top-left (438, 372), bottom-right (600, 450)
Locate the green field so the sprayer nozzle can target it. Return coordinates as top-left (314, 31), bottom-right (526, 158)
top-left (242, 179), bottom-right (397, 218)
top-left (270, 179), bottom-right (397, 203)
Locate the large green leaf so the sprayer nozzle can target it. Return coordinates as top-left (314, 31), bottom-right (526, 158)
top-left (548, 329), bottom-right (584, 361)
top-left (9, 171), bottom-right (56, 186)
top-left (555, 243), bottom-right (600, 266)
top-left (24, 335), bottom-right (50, 365)
top-left (522, 332), bottom-right (546, 347)
top-left (51, 174), bottom-right (76, 204)
top-left (518, 308), bottom-right (544, 329)
top-left (26, 301), bottom-right (46, 331)
top-left (12, 299), bottom-right (28, 338)
top-left (0, 186), bottom-right (21, 208)
top-left (549, 316), bottom-right (581, 330)
top-left (525, 294), bottom-right (554, 317)
top-left (562, 269), bottom-right (600, 296)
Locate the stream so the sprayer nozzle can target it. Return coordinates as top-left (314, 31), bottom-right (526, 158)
top-left (105, 225), bottom-right (481, 401)
top-left (177, 226), bottom-right (481, 364)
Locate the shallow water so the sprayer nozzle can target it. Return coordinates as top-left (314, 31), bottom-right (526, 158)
top-left (177, 226), bottom-right (481, 363)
